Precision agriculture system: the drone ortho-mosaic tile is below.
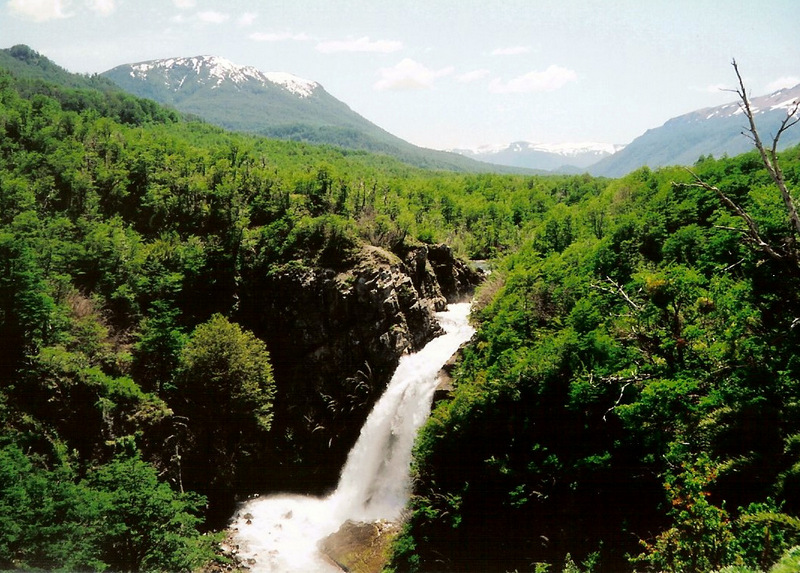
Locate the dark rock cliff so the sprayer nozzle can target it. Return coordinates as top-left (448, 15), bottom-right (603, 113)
top-left (237, 244), bottom-right (482, 494)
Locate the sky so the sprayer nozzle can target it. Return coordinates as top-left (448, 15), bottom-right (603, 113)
top-left (2, 0), bottom-right (799, 150)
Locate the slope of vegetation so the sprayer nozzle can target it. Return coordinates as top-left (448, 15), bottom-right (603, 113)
top-left (0, 59), bottom-right (603, 570)
top-left (390, 148), bottom-right (800, 572)
top-left (4, 45), bottom-right (800, 572)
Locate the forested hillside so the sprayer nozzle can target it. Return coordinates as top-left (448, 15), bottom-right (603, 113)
top-left (0, 60), bottom-right (596, 570)
top-left (390, 144), bottom-right (800, 571)
top-left (2, 45), bottom-right (800, 573)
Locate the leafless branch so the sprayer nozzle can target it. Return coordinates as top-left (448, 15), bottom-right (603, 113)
top-left (683, 168), bottom-right (785, 261)
top-left (591, 276), bottom-right (641, 310)
top-left (732, 59), bottom-right (800, 237)
top-left (722, 258), bottom-right (745, 272)
top-left (713, 225), bottom-right (748, 234)
top-left (604, 382), bottom-right (631, 422)
top-left (772, 100), bottom-right (800, 158)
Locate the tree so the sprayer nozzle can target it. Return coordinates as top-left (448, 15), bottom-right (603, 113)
top-left (685, 60), bottom-right (800, 267)
top-left (635, 457), bottom-right (734, 572)
top-left (0, 445), bottom-right (214, 572)
top-left (87, 453), bottom-right (215, 572)
top-left (132, 301), bottom-right (187, 393)
top-left (0, 233), bottom-right (55, 382)
top-left (173, 314), bottom-right (275, 513)
top-left (177, 314), bottom-right (274, 432)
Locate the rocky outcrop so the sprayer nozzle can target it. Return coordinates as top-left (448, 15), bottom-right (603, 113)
top-left (319, 520), bottom-right (401, 573)
top-left (402, 243), bottom-right (480, 306)
top-left (237, 244), bottom-right (482, 494)
top-left (432, 347), bottom-right (461, 406)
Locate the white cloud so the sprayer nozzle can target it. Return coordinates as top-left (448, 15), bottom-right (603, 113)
top-left (765, 76), bottom-right (800, 93)
top-left (85, 0), bottom-right (114, 16)
top-left (374, 58), bottom-right (454, 91)
top-left (317, 36), bottom-right (403, 54)
top-left (491, 46), bottom-right (531, 56)
top-left (489, 65), bottom-right (577, 94)
top-left (197, 10), bottom-right (229, 24)
top-left (457, 69), bottom-right (490, 83)
top-left (8, 0), bottom-right (71, 21)
top-left (238, 11), bottom-right (257, 27)
top-left (249, 31), bottom-right (310, 42)
top-left (172, 0), bottom-right (194, 8)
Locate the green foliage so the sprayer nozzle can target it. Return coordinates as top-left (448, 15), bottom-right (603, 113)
top-left (769, 546), bottom-right (800, 573)
top-left (0, 444), bottom-right (106, 570)
top-left (173, 314), bottom-right (275, 504)
top-left (282, 214), bottom-right (361, 268)
top-left (0, 444), bottom-right (213, 571)
top-left (635, 457), bottom-right (734, 572)
top-left (4, 47), bottom-right (800, 572)
top-left (0, 232), bottom-right (55, 376)
top-left (733, 501), bottom-right (800, 570)
top-left (132, 301), bottom-right (187, 393)
top-left (393, 146), bottom-right (800, 572)
top-left (86, 453), bottom-right (216, 571)
top-left (177, 313), bottom-right (274, 431)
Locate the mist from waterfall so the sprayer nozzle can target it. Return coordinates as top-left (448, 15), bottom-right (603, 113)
top-left (230, 303), bottom-right (474, 572)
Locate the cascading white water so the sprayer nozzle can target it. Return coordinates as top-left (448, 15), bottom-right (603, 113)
top-left (230, 303), bottom-right (474, 572)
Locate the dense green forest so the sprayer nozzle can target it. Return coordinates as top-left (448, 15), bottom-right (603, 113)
top-left (2, 49), bottom-right (800, 572)
top-left (389, 147), bottom-right (800, 570)
top-left (0, 60), bottom-right (593, 570)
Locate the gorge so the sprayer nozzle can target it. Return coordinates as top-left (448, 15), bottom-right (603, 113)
top-left (231, 244), bottom-right (483, 498)
top-left (4, 46), bottom-right (800, 572)
top-left (230, 303), bottom-right (475, 571)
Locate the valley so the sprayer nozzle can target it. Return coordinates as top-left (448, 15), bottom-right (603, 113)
top-left (1, 43), bottom-right (800, 573)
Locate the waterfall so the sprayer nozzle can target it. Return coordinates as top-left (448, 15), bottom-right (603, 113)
top-left (230, 303), bottom-right (474, 572)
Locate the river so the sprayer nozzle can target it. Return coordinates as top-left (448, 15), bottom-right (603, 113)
top-left (229, 303), bottom-right (474, 572)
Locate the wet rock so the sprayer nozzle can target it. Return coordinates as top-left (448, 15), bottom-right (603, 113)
top-left (319, 519), bottom-right (402, 573)
top-left (237, 244), bottom-right (483, 493)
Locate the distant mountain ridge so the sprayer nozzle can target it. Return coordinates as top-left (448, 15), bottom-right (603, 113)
top-left (454, 85), bottom-right (800, 177)
top-left (450, 141), bottom-right (626, 173)
top-left (588, 84), bottom-right (800, 177)
top-left (5, 44), bottom-right (798, 179)
top-left (102, 54), bottom-right (528, 173)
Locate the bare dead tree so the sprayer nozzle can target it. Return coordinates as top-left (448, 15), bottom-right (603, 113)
top-left (682, 59), bottom-right (800, 266)
top-left (731, 59), bottom-right (800, 236)
top-left (684, 171), bottom-right (787, 262)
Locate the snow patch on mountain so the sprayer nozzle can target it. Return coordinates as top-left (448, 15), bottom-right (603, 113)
top-left (126, 55), bottom-right (319, 98)
top-left (685, 83), bottom-right (800, 123)
top-left (528, 141), bottom-right (626, 156)
top-left (261, 71), bottom-right (318, 98)
top-left (453, 141), bottom-right (625, 158)
top-left (445, 140), bottom-right (626, 172)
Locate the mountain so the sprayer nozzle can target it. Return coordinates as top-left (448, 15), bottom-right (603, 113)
top-left (103, 55), bottom-right (365, 136)
top-left (589, 84), bottom-right (800, 177)
top-left (0, 44), bottom-right (121, 91)
top-left (101, 55), bottom-right (523, 173)
top-left (0, 44), bottom-right (184, 127)
top-left (450, 141), bottom-right (625, 173)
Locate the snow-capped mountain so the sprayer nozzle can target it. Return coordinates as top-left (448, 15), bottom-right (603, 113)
top-left (118, 55), bottom-right (319, 98)
top-left (687, 85), bottom-right (800, 122)
top-left (102, 54), bottom-right (518, 173)
top-left (450, 141), bottom-right (625, 172)
top-left (589, 83), bottom-right (800, 177)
